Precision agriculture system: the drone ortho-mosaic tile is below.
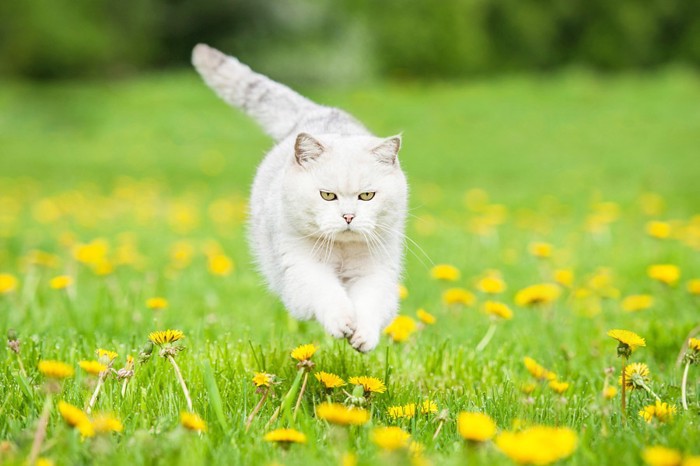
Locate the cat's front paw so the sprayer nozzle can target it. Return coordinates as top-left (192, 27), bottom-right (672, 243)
top-left (349, 326), bottom-right (380, 353)
top-left (319, 308), bottom-right (356, 339)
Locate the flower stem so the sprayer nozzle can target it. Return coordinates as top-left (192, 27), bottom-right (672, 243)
top-left (293, 372), bottom-right (309, 418)
top-left (121, 379), bottom-right (129, 398)
top-left (86, 374), bottom-right (105, 414)
top-left (245, 390), bottom-right (269, 432)
top-left (432, 418), bottom-right (445, 441)
top-left (638, 381), bottom-right (661, 401)
top-left (167, 354), bottom-right (193, 412)
top-left (682, 362), bottom-right (691, 410)
top-left (475, 322), bottom-right (497, 353)
top-left (27, 394), bottom-right (52, 465)
top-left (621, 359), bottom-right (627, 422)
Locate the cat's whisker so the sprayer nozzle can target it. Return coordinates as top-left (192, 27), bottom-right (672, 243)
top-left (375, 223), bottom-right (434, 269)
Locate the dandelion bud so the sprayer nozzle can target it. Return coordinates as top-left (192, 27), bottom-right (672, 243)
top-left (139, 341), bottom-right (154, 363)
top-left (7, 329), bottom-right (18, 341)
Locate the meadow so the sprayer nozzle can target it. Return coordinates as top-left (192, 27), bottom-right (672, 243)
top-left (1, 69), bottom-right (700, 465)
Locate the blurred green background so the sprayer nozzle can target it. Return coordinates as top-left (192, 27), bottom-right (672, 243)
top-left (1, 0), bottom-right (699, 82)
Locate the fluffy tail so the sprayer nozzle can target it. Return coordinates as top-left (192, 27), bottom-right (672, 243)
top-left (192, 44), bottom-right (326, 142)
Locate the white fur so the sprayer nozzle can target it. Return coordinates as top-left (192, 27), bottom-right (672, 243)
top-left (192, 44), bottom-right (407, 352)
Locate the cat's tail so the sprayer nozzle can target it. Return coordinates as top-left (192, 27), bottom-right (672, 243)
top-left (192, 43), bottom-right (324, 142)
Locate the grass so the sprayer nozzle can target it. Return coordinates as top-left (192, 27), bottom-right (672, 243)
top-left (1, 68), bottom-right (700, 465)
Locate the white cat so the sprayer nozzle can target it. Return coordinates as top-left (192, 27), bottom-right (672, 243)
top-left (192, 44), bottom-right (408, 352)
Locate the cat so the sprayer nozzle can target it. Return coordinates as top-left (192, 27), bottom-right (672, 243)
top-left (192, 44), bottom-right (408, 352)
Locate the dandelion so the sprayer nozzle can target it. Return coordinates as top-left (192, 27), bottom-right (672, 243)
top-left (603, 386), bottom-right (618, 400)
top-left (92, 414), bottom-right (124, 434)
top-left (620, 362), bottom-right (651, 390)
top-left (384, 315), bottom-right (417, 342)
top-left (475, 301), bottom-right (513, 352)
top-left (495, 426), bottom-right (578, 465)
top-left (639, 400), bottom-right (677, 424)
top-left (647, 264), bottom-right (681, 286)
top-left (416, 308), bottom-right (436, 325)
top-left (646, 221), bottom-right (672, 239)
top-left (398, 284), bottom-right (409, 300)
top-left (6, 329), bottom-right (26, 378)
top-left (387, 404), bottom-right (414, 419)
top-left (457, 412), bottom-right (497, 442)
top-left (85, 349), bottom-right (118, 414)
top-left (264, 428), bottom-right (307, 447)
top-left (116, 355), bottom-right (135, 397)
top-left (38, 360), bottom-right (74, 380)
top-left (79, 360), bottom-right (107, 376)
top-left (681, 338), bottom-right (700, 410)
top-left (476, 273), bottom-right (506, 294)
top-left (553, 269), bottom-right (574, 288)
top-left (316, 402), bottom-right (370, 426)
top-left (431, 264), bottom-right (460, 281)
top-left (442, 288), bottom-right (476, 306)
top-left (371, 426), bottom-right (411, 451)
top-left (523, 357), bottom-right (556, 381)
top-left (348, 376), bottom-right (387, 394)
top-left (146, 297), bottom-right (168, 310)
top-left (149, 329), bottom-right (191, 412)
top-left (289, 344), bottom-right (317, 417)
top-left (96, 349), bottom-right (118, 364)
top-left (687, 279), bottom-right (700, 296)
top-left (291, 343), bottom-right (317, 364)
top-left (621, 295), bottom-right (654, 312)
top-left (181, 412), bottom-right (207, 432)
top-left (246, 372), bottom-right (276, 431)
top-left (49, 275), bottom-right (73, 290)
top-left (642, 446), bottom-right (682, 466)
top-left (549, 380), bottom-right (570, 395)
top-left (315, 371), bottom-right (346, 390)
top-left (0, 273), bottom-right (18, 294)
top-left (514, 283), bottom-right (560, 307)
top-left (58, 401), bottom-right (94, 437)
top-left (208, 254), bottom-right (233, 276)
top-left (608, 329), bottom-right (646, 356)
top-left (528, 242), bottom-right (553, 258)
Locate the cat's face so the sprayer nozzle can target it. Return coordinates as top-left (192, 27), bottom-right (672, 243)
top-left (283, 133), bottom-right (407, 244)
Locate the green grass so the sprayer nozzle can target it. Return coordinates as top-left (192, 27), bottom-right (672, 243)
top-left (1, 69), bottom-right (700, 465)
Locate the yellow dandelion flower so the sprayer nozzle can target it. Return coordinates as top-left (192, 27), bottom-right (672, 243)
top-left (398, 284), bottom-right (409, 300)
top-left (349, 375), bottom-right (386, 394)
top-left (316, 402), bottom-right (370, 426)
top-left (387, 404), bottom-right (412, 419)
top-left (180, 412), bottom-right (207, 432)
top-left (264, 428), bottom-right (307, 445)
top-left (687, 279), bottom-right (700, 296)
top-left (495, 426), bottom-right (578, 465)
top-left (689, 338), bottom-right (700, 352)
top-left (483, 301), bottom-right (513, 320)
top-left (36, 458), bottom-right (55, 466)
top-left (619, 362), bottom-right (651, 390)
top-left (621, 295), bottom-right (654, 312)
top-left (442, 288), bottom-right (476, 306)
top-left (371, 426), bottom-right (410, 451)
top-left (49, 275), bottom-right (73, 290)
top-left (553, 269), bottom-right (574, 288)
top-left (682, 456), bottom-right (700, 466)
top-left (457, 412), bottom-right (497, 442)
top-left (646, 221), bottom-right (672, 239)
top-left (58, 401), bottom-right (94, 438)
top-left (608, 329), bottom-right (646, 353)
top-left (421, 399), bottom-right (438, 414)
top-left (639, 400), bottom-right (677, 424)
top-left (170, 241), bottom-right (194, 269)
top-left (92, 414), bottom-right (124, 433)
top-left (252, 372), bottom-right (274, 387)
top-left (477, 275), bottom-right (506, 294)
top-left (520, 382), bottom-right (537, 395)
top-left (523, 357), bottom-right (556, 381)
top-left (291, 344), bottom-right (317, 361)
top-left (514, 283), bottom-right (560, 307)
top-left (384, 315), bottom-right (417, 342)
top-left (148, 329), bottom-right (184, 346)
top-left (38, 360), bottom-right (74, 379)
top-left (96, 349), bottom-right (118, 363)
top-left (416, 308), bottom-right (436, 325)
top-left (430, 264), bottom-right (460, 281)
top-left (642, 446), bottom-right (682, 466)
top-left (146, 297), bottom-right (168, 310)
top-left (208, 254), bottom-right (234, 276)
top-left (548, 380), bottom-right (570, 394)
top-left (341, 453), bottom-right (358, 466)
top-left (647, 264), bottom-right (681, 286)
top-left (603, 386), bottom-right (618, 399)
top-left (528, 242), bottom-right (553, 258)
top-left (79, 360), bottom-right (107, 376)
top-left (0, 274), bottom-right (18, 294)
top-left (314, 371), bottom-right (345, 389)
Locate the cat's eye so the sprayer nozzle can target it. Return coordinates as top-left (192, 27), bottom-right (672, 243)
top-left (320, 191), bottom-right (337, 201)
top-left (358, 192), bottom-right (375, 201)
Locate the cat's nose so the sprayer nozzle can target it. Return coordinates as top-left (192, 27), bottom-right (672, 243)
top-left (343, 214), bottom-right (355, 224)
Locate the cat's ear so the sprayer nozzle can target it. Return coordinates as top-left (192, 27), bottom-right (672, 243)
top-left (371, 135), bottom-right (401, 165)
top-left (294, 133), bottom-right (325, 165)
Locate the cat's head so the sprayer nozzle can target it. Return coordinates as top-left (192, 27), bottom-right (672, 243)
top-left (282, 132), bottom-right (408, 243)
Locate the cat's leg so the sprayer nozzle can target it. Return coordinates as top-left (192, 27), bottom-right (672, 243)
top-left (281, 256), bottom-right (356, 339)
top-left (346, 266), bottom-right (399, 352)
